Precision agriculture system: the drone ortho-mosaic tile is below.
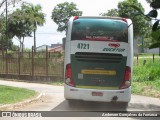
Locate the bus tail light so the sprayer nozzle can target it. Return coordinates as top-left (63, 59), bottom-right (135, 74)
top-left (65, 64), bottom-right (75, 87)
top-left (122, 18), bottom-right (127, 23)
top-left (120, 66), bottom-right (131, 89)
top-left (73, 16), bottom-right (79, 21)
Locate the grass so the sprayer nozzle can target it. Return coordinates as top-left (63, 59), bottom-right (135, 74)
top-left (7, 79), bottom-right (64, 86)
top-left (132, 57), bottom-right (160, 98)
top-left (132, 81), bottom-right (160, 98)
top-left (0, 85), bottom-right (36, 104)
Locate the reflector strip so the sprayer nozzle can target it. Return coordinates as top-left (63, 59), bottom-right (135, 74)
top-left (81, 69), bottom-right (116, 75)
top-left (76, 86), bottom-right (119, 90)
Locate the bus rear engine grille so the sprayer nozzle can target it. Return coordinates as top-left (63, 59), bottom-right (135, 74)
top-left (75, 52), bottom-right (123, 63)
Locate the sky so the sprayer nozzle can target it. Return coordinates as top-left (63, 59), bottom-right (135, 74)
top-left (11, 0), bottom-right (154, 48)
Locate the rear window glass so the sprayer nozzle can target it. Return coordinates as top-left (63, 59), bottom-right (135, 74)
top-left (71, 18), bottom-right (128, 42)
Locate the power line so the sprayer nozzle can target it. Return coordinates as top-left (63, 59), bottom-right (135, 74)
top-left (36, 32), bottom-right (65, 35)
top-left (36, 33), bottom-right (55, 34)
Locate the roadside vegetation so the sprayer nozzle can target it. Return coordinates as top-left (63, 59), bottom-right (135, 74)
top-left (132, 57), bottom-right (160, 98)
top-left (0, 85), bottom-right (36, 104)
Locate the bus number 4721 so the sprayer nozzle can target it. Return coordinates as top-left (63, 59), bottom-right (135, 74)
top-left (77, 43), bottom-right (89, 49)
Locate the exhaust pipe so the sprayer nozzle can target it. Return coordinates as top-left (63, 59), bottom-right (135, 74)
top-left (111, 96), bottom-right (118, 101)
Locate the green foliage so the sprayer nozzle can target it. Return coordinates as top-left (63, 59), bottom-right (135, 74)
top-left (0, 0), bottom-right (23, 50)
top-left (150, 0), bottom-right (160, 9)
top-left (100, 0), bottom-right (151, 38)
top-left (152, 20), bottom-right (159, 31)
top-left (118, 0), bottom-right (149, 37)
top-left (6, 2), bottom-right (45, 52)
top-left (130, 0), bottom-right (160, 49)
top-left (19, 2), bottom-right (46, 51)
top-left (132, 57), bottom-right (160, 97)
top-left (128, 4), bottom-right (144, 14)
top-left (132, 81), bottom-right (160, 97)
top-left (23, 48), bottom-right (31, 52)
top-left (100, 9), bottom-right (119, 17)
top-left (146, 10), bottom-right (158, 18)
top-left (8, 8), bottom-right (33, 39)
top-left (6, 50), bottom-right (14, 57)
top-left (145, 0), bottom-right (153, 3)
top-left (0, 35), bottom-right (13, 50)
top-left (133, 59), bottom-right (160, 82)
top-left (149, 42), bottom-right (160, 49)
top-left (21, 3), bottom-right (45, 28)
top-left (51, 2), bottom-right (82, 32)
top-left (0, 17), bottom-right (14, 50)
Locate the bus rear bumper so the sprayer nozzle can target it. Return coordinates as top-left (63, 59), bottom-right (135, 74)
top-left (64, 84), bottom-right (131, 102)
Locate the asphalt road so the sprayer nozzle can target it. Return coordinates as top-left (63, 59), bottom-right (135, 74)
top-left (0, 79), bottom-right (160, 120)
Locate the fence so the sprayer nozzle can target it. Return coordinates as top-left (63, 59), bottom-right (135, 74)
top-left (0, 47), bottom-right (64, 82)
top-left (134, 54), bottom-right (160, 66)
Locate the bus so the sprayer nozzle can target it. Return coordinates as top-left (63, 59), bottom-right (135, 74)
top-left (64, 16), bottom-right (133, 107)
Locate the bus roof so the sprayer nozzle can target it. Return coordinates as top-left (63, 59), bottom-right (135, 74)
top-left (74, 16), bottom-right (127, 21)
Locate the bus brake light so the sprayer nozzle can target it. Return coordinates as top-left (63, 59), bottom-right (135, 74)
top-left (65, 64), bottom-right (75, 87)
top-left (120, 66), bottom-right (131, 89)
top-left (73, 16), bottom-right (79, 21)
top-left (122, 18), bottom-right (127, 23)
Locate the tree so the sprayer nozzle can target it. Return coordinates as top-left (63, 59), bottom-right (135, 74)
top-left (21, 2), bottom-right (46, 52)
top-left (0, 0), bottom-right (21, 8)
top-left (100, 9), bottom-right (119, 17)
top-left (7, 8), bottom-right (34, 53)
top-left (51, 2), bottom-right (82, 32)
top-left (100, 0), bottom-right (153, 52)
top-left (101, 0), bottom-right (150, 37)
top-left (146, 0), bottom-right (160, 49)
top-left (0, 32), bottom-right (13, 50)
top-left (0, 15), bottom-right (14, 50)
top-left (0, 0), bottom-right (21, 12)
top-left (129, 0), bottom-right (160, 49)
top-left (0, 0), bottom-right (22, 50)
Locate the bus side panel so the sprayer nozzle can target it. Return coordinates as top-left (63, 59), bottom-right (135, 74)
top-left (126, 19), bottom-right (133, 80)
top-left (64, 17), bottom-right (74, 78)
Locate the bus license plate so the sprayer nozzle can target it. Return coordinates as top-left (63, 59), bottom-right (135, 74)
top-left (92, 92), bottom-right (103, 96)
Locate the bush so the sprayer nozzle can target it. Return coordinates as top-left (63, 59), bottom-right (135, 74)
top-left (133, 58), bottom-right (160, 82)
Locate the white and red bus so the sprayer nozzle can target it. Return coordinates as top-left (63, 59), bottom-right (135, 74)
top-left (64, 16), bottom-right (133, 107)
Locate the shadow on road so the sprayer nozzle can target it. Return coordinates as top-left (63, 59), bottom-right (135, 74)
top-left (50, 100), bottom-right (160, 120)
top-left (51, 100), bottom-right (160, 111)
top-left (129, 103), bottom-right (160, 111)
top-left (51, 100), bottom-right (127, 111)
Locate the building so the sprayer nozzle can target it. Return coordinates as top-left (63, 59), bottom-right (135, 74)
top-left (51, 43), bottom-right (62, 48)
top-left (36, 45), bottom-right (51, 51)
top-left (49, 44), bottom-right (63, 53)
top-left (36, 43), bottom-right (64, 53)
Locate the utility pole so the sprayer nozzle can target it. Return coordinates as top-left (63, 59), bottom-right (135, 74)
top-left (6, 0), bottom-right (8, 50)
top-left (5, 0), bottom-right (8, 75)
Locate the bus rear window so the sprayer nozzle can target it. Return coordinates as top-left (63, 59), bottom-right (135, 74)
top-left (71, 18), bottom-right (128, 42)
